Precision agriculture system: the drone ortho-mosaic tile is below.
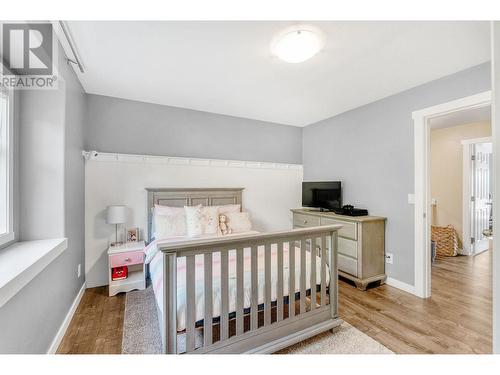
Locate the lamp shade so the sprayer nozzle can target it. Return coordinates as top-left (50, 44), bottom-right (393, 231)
top-left (106, 205), bottom-right (127, 224)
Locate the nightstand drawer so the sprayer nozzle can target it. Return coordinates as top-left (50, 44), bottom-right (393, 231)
top-left (109, 251), bottom-right (144, 268)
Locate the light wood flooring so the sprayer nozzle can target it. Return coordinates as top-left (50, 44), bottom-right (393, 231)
top-left (57, 251), bottom-right (492, 354)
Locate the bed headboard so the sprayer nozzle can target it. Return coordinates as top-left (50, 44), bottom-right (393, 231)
top-left (146, 187), bottom-right (244, 242)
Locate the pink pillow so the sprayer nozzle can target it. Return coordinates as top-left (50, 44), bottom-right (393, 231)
top-left (219, 204), bottom-right (241, 214)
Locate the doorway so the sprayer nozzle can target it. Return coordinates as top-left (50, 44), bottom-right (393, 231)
top-left (412, 91), bottom-right (492, 298)
top-left (429, 111), bottom-right (492, 263)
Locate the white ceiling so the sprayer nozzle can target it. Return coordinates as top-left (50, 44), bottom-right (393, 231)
top-left (430, 105), bottom-right (491, 129)
top-left (67, 21), bottom-right (491, 127)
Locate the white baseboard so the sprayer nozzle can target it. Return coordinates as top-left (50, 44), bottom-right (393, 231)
top-left (385, 277), bottom-right (417, 296)
top-left (47, 281), bottom-right (86, 354)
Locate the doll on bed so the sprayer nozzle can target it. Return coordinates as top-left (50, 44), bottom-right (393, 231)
top-left (219, 214), bottom-right (232, 235)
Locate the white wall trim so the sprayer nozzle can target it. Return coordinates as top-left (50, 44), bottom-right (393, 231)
top-left (47, 281), bottom-right (86, 354)
top-left (385, 277), bottom-right (416, 295)
top-left (492, 21), bottom-right (500, 354)
top-left (461, 136), bottom-right (493, 145)
top-left (462, 141), bottom-right (473, 256)
top-left (0, 85), bottom-right (15, 247)
top-left (82, 150), bottom-right (303, 171)
top-left (412, 90), bottom-right (492, 299)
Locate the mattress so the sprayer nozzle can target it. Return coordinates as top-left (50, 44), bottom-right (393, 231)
top-left (146, 233), bottom-right (330, 331)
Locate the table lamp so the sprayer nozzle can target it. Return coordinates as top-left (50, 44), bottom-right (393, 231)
top-left (106, 205), bottom-right (127, 246)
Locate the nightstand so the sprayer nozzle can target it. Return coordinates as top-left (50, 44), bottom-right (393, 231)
top-left (108, 241), bottom-right (146, 296)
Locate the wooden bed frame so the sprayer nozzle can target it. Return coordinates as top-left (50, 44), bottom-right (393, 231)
top-left (146, 188), bottom-right (342, 354)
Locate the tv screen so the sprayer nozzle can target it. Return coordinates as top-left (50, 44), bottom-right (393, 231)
top-left (302, 181), bottom-right (342, 210)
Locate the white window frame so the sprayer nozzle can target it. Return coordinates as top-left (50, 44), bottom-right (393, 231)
top-left (0, 85), bottom-right (14, 247)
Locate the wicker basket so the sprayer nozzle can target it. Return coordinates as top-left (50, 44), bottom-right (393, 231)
top-left (431, 225), bottom-right (459, 257)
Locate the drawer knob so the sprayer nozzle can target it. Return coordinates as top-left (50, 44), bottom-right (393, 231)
top-left (125, 257), bottom-right (131, 262)
top-left (303, 220), bottom-right (308, 224)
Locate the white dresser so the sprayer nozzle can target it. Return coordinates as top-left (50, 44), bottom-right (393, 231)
top-left (291, 208), bottom-right (386, 290)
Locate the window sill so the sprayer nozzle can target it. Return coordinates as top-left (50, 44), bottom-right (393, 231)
top-left (0, 238), bottom-right (68, 308)
top-left (0, 232), bottom-right (15, 247)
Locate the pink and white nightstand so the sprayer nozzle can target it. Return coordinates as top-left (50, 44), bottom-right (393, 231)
top-left (108, 241), bottom-right (146, 297)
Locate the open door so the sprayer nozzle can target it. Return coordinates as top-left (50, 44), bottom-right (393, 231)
top-left (469, 142), bottom-right (492, 254)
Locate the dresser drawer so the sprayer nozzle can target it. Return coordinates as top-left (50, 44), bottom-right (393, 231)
top-left (320, 217), bottom-right (357, 240)
top-left (293, 213), bottom-right (320, 228)
top-left (338, 254), bottom-right (358, 277)
top-left (109, 251), bottom-right (144, 268)
top-left (338, 237), bottom-right (358, 259)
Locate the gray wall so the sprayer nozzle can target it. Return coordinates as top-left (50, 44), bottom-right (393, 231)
top-left (303, 62), bottom-right (491, 286)
top-left (86, 94), bottom-right (303, 164)
top-left (0, 41), bottom-right (87, 353)
top-left (18, 75), bottom-right (66, 240)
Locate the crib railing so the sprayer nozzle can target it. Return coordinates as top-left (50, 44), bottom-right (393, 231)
top-left (159, 225), bottom-right (342, 354)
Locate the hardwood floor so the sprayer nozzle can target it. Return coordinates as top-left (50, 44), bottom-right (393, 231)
top-left (57, 251), bottom-right (492, 354)
top-left (340, 250), bottom-right (492, 354)
top-left (57, 286), bottom-right (125, 354)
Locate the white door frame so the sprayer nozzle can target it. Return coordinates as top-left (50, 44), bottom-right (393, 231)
top-left (462, 137), bottom-right (493, 256)
top-left (412, 91), bottom-right (492, 298)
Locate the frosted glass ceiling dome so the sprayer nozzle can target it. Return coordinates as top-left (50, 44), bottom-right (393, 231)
top-left (271, 26), bottom-right (325, 63)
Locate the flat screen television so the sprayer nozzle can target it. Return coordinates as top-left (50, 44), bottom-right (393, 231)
top-left (302, 181), bottom-right (342, 211)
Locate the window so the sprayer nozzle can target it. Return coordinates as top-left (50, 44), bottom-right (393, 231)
top-left (0, 86), bottom-right (13, 246)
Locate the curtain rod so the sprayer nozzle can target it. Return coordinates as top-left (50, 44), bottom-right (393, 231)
top-left (58, 21), bottom-right (85, 74)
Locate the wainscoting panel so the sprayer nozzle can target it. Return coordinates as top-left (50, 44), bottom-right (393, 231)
top-left (84, 152), bottom-right (303, 288)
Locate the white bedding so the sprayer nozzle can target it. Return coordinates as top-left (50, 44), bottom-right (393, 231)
top-left (146, 233), bottom-right (330, 331)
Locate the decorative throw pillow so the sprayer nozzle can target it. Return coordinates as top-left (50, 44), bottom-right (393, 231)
top-left (184, 205), bottom-right (205, 237)
top-left (203, 206), bottom-right (220, 235)
top-left (154, 211), bottom-right (187, 239)
top-left (154, 204), bottom-right (184, 216)
top-left (219, 204), bottom-right (241, 214)
top-left (225, 212), bottom-right (252, 233)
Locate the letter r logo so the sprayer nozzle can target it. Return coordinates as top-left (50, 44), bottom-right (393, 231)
top-left (1, 23), bottom-right (53, 75)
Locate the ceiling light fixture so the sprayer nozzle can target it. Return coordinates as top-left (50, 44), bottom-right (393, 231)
top-left (270, 26), bottom-right (325, 63)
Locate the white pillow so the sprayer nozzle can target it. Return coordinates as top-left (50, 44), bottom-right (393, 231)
top-left (154, 212), bottom-right (187, 238)
top-left (152, 205), bottom-right (186, 239)
top-left (203, 206), bottom-right (220, 234)
top-left (225, 212), bottom-right (252, 233)
top-left (219, 204), bottom-right (241, 214)
top-left (155, 204), bottom-right (184, 216)
top-left (184, 205), bottom-right (205, 237)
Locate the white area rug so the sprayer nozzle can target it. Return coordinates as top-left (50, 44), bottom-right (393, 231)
top-left (122, 286), bottom-right (393, 354)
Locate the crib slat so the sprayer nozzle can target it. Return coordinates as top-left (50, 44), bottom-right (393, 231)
top-left (264, 242), bottom-right (272, 326)
top-left (330, 232), bottom-right (339, 319)
top-left (236, 247), bottom-right (244, 335)
top-left (250, 245), bottom-right (258, 330)
top-left (203, 253), bottom-right (213, 347)
top-left (321, 236), bottom-right (327, 306)
top-left (277, 241), bottom-right (284, 322)
top-left (163, 252), bottom-right (177, 354)
top-left (300, 238), bottom-right (307, 314)
top-left (310, 238), bottom-right (317, 310)
top-left (288, 240), bottom-right (295, 318)
top-left (186, 255), bottom-right (196, 353)
top-left (221, 249), bottom-right (229, 340)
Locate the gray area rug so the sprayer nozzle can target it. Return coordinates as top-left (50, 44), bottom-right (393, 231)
top-left (122, 286), bottom-right (393, 354)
